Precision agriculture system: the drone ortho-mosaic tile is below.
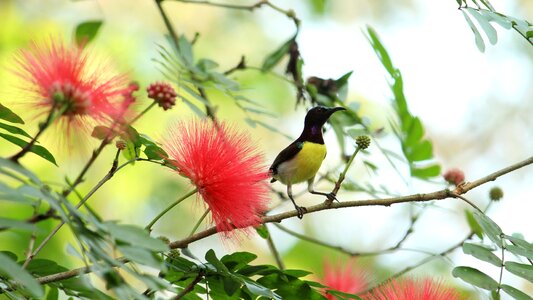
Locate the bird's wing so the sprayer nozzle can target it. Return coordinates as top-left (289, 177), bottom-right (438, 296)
top-left (269, 141), bottom-right (303, 176)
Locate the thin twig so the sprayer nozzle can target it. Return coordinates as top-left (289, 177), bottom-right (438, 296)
top-left (265, 225), bottom-right (285, 270)
top-left (145, 189), bottom-right (198, 231)
top-left (451, 192), bottom-right (483, 213)
top-left (188, 208), bottom-right (209, 237)
top-left (169, 0), bottom-right (300, 29)
top-left (175, 270), bottom-right (205, 299)
top-left (10, 104), bottom-right (58, 163)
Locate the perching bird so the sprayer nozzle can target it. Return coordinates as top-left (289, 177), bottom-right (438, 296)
top-left (269, 106), bottom-right (346, 219)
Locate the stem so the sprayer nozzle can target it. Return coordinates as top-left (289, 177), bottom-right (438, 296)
top-left (10, 105), bottom-right (58, 163)
top-left (175, 269), bottom-right (204, 299)
top-left (145, 189), bottom-right (198, 231)
top-left (129, 102), bottom-right (156, 125)
top-left (188, 208), bottom-right (209, 237)
top-left (451, 192), bottom-right (483, 213)
top-left (332, 146), bottom-right (361, 195)
top-left (156, 0), bottom-right (180, 47)
top-left (497, 235), bottom-right (505, 295)
top-left (264, 225), bottom-right (285, 270)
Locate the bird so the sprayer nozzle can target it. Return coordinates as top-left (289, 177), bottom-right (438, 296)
top-left (269, 106), bottom-right (346, 219)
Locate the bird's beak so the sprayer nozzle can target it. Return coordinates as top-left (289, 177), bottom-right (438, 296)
top-left (328, 107), bottom-right (346, 114)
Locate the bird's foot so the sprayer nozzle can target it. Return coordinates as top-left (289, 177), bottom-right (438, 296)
top-left (324, 192), bottom-right (338, 205)
top-left (295, 205), bottom-right (307, 219)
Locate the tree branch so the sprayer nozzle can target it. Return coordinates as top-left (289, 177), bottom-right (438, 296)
top-left (32, 154), bottom-right (533, 285)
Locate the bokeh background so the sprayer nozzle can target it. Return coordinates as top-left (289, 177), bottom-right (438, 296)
top-left (0, 0), bottom-right (532, 298)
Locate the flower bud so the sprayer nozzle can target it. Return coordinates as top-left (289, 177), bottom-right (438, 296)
top-left (443, 168), bottom-right (465, 186)
top-left (147, 82), bottom-right (177, 111)
top-left (356, 135), bottom-right (371, 150)
top-left (489, 187), bottom-right (503, 201)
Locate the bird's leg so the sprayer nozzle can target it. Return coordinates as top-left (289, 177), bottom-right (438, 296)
top-left (287, 184), bottom-right (306, 219)
top-left (307, 178), bottom-right (338, 205)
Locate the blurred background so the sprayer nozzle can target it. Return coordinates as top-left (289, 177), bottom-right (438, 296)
top-left (0, 0), bottom-right (532, 298)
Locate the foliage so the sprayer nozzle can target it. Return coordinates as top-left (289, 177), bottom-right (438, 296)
top-left (0, 0), bottom-right (532, 299)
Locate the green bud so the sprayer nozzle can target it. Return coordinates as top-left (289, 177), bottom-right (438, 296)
top-left (489, 187), bottom-right (503, 201)
top-left (356, 135), bottom-right (371, 149)
top-left (157, 236), bottom-right (170, 244)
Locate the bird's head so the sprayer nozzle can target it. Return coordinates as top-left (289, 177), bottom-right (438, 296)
top-left (304, 106), bottom-right (346, 128)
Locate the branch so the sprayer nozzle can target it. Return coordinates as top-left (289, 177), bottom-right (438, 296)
top-left (169, 154), bottom-right (533, 248)
top-left (32, 155), bottom-right (533, 285)
top-left (168, 0), bottom-right (300, 29)
top-left (175, 270), bottom-right (205, 299)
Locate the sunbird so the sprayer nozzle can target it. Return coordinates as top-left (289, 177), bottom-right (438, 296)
top-left (269, 106), bottom-right (346, 219)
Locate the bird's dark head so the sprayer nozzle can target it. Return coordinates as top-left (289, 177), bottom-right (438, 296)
top-left (304, 106), bottom-right (346, 128)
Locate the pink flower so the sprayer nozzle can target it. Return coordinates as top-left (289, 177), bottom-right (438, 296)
top-left (162, 120), bottom-right (270, 234)
top-left (363, 278), bottom-right (461, 300)
top-left (443, 168), bottom-right (465, 186)
top-left (322, 260), bottom-right (369, 299)
top-left (14, 39), bottom-right (133, 134)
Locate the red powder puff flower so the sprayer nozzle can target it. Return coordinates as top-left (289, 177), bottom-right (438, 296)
top-left (443, 168), bottom-right (465, 186)
top-left (322, 260), bottom-right (369, 299)
top-left (14, 39), bottom-right (133, 135)
top-left (363, 278), bottom-right (461, 300)
top-left (162, 119), bottom-right (270, 234)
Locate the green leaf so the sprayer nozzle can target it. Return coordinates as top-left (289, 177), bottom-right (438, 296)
top-left (0, 251), bottom-right (17, 261)
top-left (178, 35), bottom-right (194, 65)
top-left (334, 71), bottom-right (353, 89)
top-left (505, 262), bottom-right (533, 282)
top-left (0, 252), bottom-right (44, 298)
top-left (465, 210), bottom-right (484, 239)
top-left (105, 222), bottom-right (169, 252)
top-left (405, 140), bottom-right (433, 161)
top-left (205, 249), bottom-right (230, 274)
top-left (527, 31), bottom-right (533, 38)
top-left (461, 10), bottom-right (486, 52)
top-left (504, 235), bottom-right (533, 254)
top-left (463, 242), bottom-right (502, 267)
top-left (255, 225), bottom-right (269, 239)
top-left (0, 217), bottom-right (38, 231)
top-left (261, 37), bottom-right (294, 72)
top-left (452, 266), bottom-right (499, 290)
top-left (46, 287), bottom-right (59, 300)
top-left (144, 145), bottom-right (168, 160)
top-left (0, 122), bottom-right (31, 138)
top-left (411, 164), bottom-right (441, 178)
top-left (506, 245), bottom-right (533, 260)
top-left (0, 133), bottom-right (56, 165)
top-left (75, 20), bottom-right (103, 46)
top-left (473, 212), bottom-right (503, 247)
top-left (501, 284), bottom-right (533, 300)
top-left (366, 26), bottom-right (395, 76)
top-left (0, 103), bottom-right (24, 124)
top-left (284, 269), bottom-right (312, 278)
top-left (325, 289), bottom-right (363, 299)
top-left (404, 117), bottom-right (424, 147)
top-left (242, 278), bottom-right (281, 300)
top-left (197, 58), bottom-right (219, 71)
top-left (24, 259), bottom-right (68, 276)
top-left (118, 245), bottom-right (163, 269)
top-left (122, 139), bottom-right (137, 161)
top-left (480, 11), bottom-right (513, 29)
top-left (220, 252), bottom-right (257, 272)
top-left (467, 8), bottom-right (498, 45)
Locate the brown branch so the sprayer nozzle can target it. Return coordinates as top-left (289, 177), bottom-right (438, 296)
top-left (168, 0), bottom-right (300, 29)
top-left (32, 155), bottom-right (533, 285)
top-left (175, 270), bottom-right (205, 299)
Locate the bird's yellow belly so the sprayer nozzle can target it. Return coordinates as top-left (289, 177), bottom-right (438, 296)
top-left (276, 142), bottom-right (326, 184)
